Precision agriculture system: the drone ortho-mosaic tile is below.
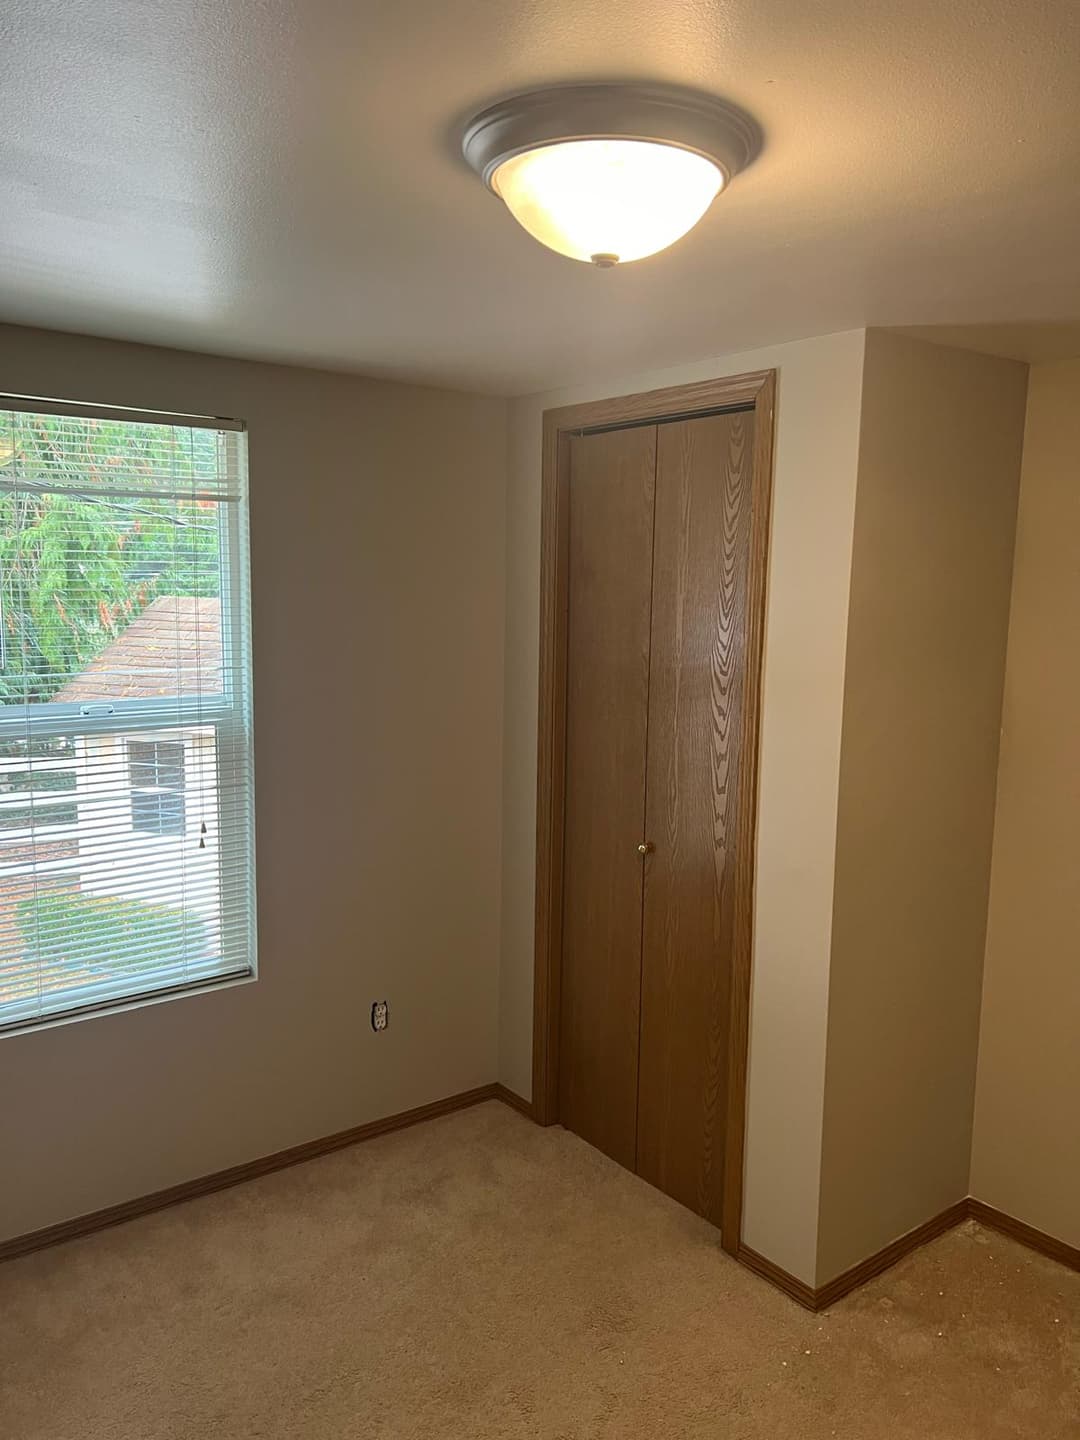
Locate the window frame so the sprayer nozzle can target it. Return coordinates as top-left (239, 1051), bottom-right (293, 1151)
top-left (0, 401), bottom-right (257, 1034)
top-left (128, 738), bottom-right (188, 838)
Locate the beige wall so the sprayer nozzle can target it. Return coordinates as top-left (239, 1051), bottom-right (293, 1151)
top-left (7, 319), bottom-right (1058, 1278)
top-left (816, 332), bottom-right (1027, 1282)
top-left (499, 331), bottom-right (868, 1284)
top-left (970, 358), bottom-right (1080, 1249)
top-left (0, 324), bottom-right (507, 1243)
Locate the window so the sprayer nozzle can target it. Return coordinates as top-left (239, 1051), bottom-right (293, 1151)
top-left (128, 739), bottom-right (186, 837)
top-left (0, 397), bottom-right (256, 1031)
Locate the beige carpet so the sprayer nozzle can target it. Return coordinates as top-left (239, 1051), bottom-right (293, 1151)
top-left (2, 1101), bottom-right (1077, 1439)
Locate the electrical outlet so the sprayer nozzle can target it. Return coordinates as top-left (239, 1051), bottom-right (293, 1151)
top-left (371, 1000), bottom-right (389, 1032)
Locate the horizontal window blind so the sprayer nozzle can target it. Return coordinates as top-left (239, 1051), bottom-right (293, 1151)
top-left (0, 402), bottom-right (255, 1031)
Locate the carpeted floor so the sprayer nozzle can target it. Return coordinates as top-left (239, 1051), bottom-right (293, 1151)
top-left (1, 1101), bottom-right (1077, 1439)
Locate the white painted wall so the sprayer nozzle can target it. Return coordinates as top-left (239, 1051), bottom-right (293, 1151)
top-left (971, 358), bottom-right (1080, 1250)
top-left (817, 333), bottom-right (1026, 1283)
top-left (0, 323), bottom-right (508, 1244)
top-left (498, 331), bottom-right (866, 1284)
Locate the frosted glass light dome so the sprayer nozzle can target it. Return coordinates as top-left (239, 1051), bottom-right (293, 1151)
top-left (491, 139), bottom-right (724, 266)
top-left (462, 85), bottom-right (759, 268)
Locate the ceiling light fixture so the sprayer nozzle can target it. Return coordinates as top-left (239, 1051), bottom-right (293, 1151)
top-left (462, 84), bottom-right (760, 267)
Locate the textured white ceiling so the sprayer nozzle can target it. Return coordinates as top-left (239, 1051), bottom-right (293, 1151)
top-left (4, 0), bottom-right (1080, 393)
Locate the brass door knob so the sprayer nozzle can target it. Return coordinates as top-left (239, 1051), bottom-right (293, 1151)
top-left (637, 842), bottom-right (654, 855)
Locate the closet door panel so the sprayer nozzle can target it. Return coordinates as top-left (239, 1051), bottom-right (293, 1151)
top-left (636, 411), bottom-right (755, 1225)
top-left (558, 425), bottom-right (656, 1170)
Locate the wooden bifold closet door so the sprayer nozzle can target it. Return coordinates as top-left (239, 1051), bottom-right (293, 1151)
top-left (558, 407), bottom-right (755, 1229)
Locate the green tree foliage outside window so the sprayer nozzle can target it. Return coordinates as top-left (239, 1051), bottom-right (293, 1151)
top-left (0, 412), bottom-right (222, 704)
top-left (16, 890), bottom-right (210, 978)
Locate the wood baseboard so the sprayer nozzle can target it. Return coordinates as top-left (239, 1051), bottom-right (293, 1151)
top-left (0, 1082), bottom-right (500, 1266)
top-left (493, 1082), bottom-right (535, 1119)
top-left (739, 1201), bottom-right (972, 1313)
top-left (967, 1198), bottom-right (1080, 1274)
top-left (738, 1196), bottom-right (1080, 1311)
top-left (7, 1084), bottom-right (1077, 1311)
top-left (813, 1199), bottom-right (971, 1310)
top-left (736, 1244), bottom-right (818, 1309)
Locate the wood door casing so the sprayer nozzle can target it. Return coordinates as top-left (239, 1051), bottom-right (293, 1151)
top-left (558, 424), bottom-right (657, 1170)
top-left (635, 411), bottom-right (755, 1225)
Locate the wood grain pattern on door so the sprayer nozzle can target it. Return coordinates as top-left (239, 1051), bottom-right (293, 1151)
top-left (558, 424), bottom-right (657, 1171)
top-left (635, 410), bottom-right (755, 1224)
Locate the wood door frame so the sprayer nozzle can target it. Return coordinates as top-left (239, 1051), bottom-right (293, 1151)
top-left (531, 368), bottom-right (777, 1256)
